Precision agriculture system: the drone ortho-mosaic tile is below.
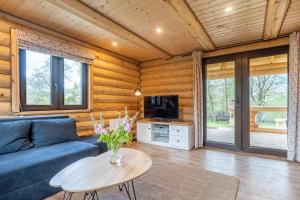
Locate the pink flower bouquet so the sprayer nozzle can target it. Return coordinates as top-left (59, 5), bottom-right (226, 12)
top-left (91, 108), bottom-right (139, 163)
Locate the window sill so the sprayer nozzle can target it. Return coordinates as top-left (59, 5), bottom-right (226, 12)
top-left (16, 109), bottom-right (91, 116)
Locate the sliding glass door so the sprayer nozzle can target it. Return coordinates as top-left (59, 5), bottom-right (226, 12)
top-left (204, 46), bottom-right (288, 156)
top-left (244, 49), bottom-right (288, 156)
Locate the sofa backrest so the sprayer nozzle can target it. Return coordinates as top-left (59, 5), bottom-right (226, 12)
top-left (0, 115), bottom-right (78, 154)
top-left (0, 115), bottom-right (69, 122)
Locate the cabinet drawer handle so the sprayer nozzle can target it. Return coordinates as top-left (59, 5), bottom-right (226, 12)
top-left (176, 130), bottom-right (180, 132)
top-left (177, 140), bottom-right (180, 143)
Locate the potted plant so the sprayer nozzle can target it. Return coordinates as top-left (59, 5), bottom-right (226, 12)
top-left (92, 108), bottom-right (139, 164)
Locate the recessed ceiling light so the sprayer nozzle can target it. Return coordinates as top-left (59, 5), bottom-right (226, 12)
top-left (156, 27), bottom-right (162, 33)
top-left (225, 7), bottom-right (232, 13)
top-left (112, 41), bottom-right (117, 46)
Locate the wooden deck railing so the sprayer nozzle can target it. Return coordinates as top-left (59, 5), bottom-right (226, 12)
top-left (250, 106), bottom-right (287, 134)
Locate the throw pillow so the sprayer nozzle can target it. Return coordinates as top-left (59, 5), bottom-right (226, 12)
top-left (0, 120), bottom-right (33, 155)
top-left (31, 118), bottom-right (78, 147)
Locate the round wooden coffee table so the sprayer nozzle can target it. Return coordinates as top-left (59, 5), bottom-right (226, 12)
top-left (50, 148), bottom-right (152, 200)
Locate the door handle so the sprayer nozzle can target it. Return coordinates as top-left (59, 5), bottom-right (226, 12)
top-left (236, 100), bottom-right (240, 109)
top-left (232, 97), bottom-right (240, 109)
top-left (54, 83), bottom-right (58, 90)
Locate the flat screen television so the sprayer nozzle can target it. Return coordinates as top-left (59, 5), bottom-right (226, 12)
top-left (144, 95), bottom-right (179, 120)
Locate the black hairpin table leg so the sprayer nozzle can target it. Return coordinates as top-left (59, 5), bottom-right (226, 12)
top-left (63, 181), bottom-right (136, 200)
top-left (119, 181), bottom-right (137, 200)
top-left (63, 192), bottom-right (73, 200)
top-left (119, 184), bottom-right (124, 191)
top-left (82, 191), bottom-right (99, 200)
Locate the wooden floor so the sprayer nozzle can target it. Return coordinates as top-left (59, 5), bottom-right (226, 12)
top-left (131, 142), bottom-right (300, 200)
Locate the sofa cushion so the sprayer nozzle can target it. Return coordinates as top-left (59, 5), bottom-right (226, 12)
top-left (0, 120), bottom-right (33, 155)
top-left (0, 141), bottom-right (98, 197)
top-left (0, 177), bottom-right (60, 200)
top-left (31, 118), bottom-right (78, 147)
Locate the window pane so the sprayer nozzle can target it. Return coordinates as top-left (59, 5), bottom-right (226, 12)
top-left (26, 50), bottom-right (51, 105)
top-left (64, 59), bottom-right (83, 105)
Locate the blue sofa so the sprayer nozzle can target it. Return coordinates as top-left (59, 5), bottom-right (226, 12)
top-left (0, 115), bottom-right (106, 200)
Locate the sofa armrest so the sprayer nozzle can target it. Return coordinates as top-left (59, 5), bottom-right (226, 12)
top-left (79, 135), bottom-right (108, 154)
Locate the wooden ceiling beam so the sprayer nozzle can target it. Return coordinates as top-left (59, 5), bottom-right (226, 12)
top-left (0, 11), bottom-right (139, 64)
top-left (162, 0), bottom-right (215, 51)
top-left (263, 0), bottom-right (291, 40)
top-left (203, 37), bottom-right (289, 58)
top-left (46, 0), bottom-right (171, 59)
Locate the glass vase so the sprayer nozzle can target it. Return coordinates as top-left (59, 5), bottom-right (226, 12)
top-left (110, 149), bottom-right (122, 164)
top-left (108, 143), bottom-right (122, 164)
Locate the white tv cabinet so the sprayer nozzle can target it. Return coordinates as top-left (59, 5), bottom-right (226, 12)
top-left (137, 120), bottom-right (195, 150)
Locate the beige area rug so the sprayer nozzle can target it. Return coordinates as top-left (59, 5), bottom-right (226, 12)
top-left (47, 158), bottom-right (239, 200)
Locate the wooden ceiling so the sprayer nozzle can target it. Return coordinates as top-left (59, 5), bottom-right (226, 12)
top-left (0, 0), bottom-right (298, 62)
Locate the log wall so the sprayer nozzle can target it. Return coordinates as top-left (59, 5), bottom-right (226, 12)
top-left (0, 18), bottom-right (138, 136)
top-left (140, 56), bottom-right (194, 122)
top-left (0, 20), bottom-right (11, 116)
